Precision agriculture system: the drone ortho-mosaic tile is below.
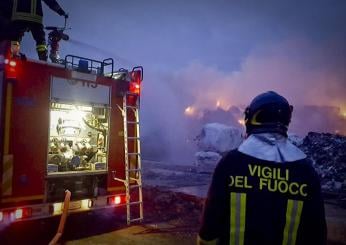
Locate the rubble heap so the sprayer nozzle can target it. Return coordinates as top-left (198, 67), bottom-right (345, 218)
top-left (143, 187), bottom-right (203, 227)
top-left (298, 132), bottom-right (346, 194)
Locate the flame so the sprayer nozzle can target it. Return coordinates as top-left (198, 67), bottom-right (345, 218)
top-left (215, 99), bottom-right (232, 110)
top-left (238, 119), bottom-right (245, 125)
top-left (184, 106), bottom-right (195, 116)
top-left (216, 100), bottom-right (221, 108)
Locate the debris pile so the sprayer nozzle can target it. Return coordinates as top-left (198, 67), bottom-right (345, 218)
top-left (143, 187), bottom-right (203, 226)
top-left (298, 132), bottom-right (346, 194)
top-left (288, 133), bottom-right (304, 146)
top-left (195, 151), bottom-right (222, 167)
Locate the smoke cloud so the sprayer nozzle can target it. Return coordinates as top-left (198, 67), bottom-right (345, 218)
top-left (168, 38), bottom-right (346, 109)
top-left (141, 38), bottom-right (346, 162)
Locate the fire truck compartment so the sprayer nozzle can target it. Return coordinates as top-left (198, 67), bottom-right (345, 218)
top-left (47, 102), bottom-right (110, 175)
top-left (46, 174), bottom-right (107, 202)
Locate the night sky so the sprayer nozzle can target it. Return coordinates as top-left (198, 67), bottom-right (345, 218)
top-left (20, 0), bottom-right (346, 162)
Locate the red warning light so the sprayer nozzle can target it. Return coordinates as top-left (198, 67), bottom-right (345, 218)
top-left (9, 60), bottom-right (16, 67)
top-left (129, 70), bottom-right (142, 95)
top-left (108, 196), bottom-right (122, 205)
top-left (14, 208), bottom-right (31, 220)
top-left (129, 82), bottom-right (140, 94)
top-left (114, 196), bottom-right (121, 205)
top-left (4, 58), bottom-right (19, 80)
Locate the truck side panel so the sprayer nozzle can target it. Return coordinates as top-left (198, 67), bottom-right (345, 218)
top-left (3, 61), bottom-right (67, 203)
top-left (107, 80), bottom-right (126, 193)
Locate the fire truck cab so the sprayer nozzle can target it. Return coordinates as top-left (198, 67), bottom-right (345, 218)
top-left (0, 41), bottom-right (143, 225)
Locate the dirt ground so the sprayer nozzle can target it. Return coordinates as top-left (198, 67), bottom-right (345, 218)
top-left (324, 201), bottom-right (346, 244)
top-left (67, 223), bottom-right (196, 245)
top-left (68, 188), bottom-right (200, 245)
top-left (66, 187), bottom-right (346, 245)
top-left (0, 187), bottom-right (345, 244)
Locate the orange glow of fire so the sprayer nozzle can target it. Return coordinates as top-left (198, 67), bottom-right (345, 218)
top-left (215, 99), bottom-right (233, 110)
top-left (216, 100), bottom-right (221, 107)
top-left (238, 119), bottom-right (245, 125)
top-left (184, 106), bottom-right (195, 116)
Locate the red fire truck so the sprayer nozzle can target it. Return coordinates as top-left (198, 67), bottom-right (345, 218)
top-left (0, 41), bottom-right (143, 226)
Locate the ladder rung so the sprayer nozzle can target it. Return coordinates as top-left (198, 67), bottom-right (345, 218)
top-left (129, 201), bottom-right (143, 206)
top-left (130, 217), bottom-right (143, 222)
top-left (127, 121), bottom-right (139, 124)
top-left (130, 177), bottom-right (141, 183)
top-left (128, 168), bottom-right (141, 172)
top-left (127, 137), bottom-right (140, 140)
top-left (130, 177), bottom-right (139, 185)
top-left (130, 184), bottom-right (142, 189)
top-left (127, 152), bottom-right (141, 156)
top-left (126, 105), bottom-right (138, 109)
top-left (126, 92), bottom-right (139, 96)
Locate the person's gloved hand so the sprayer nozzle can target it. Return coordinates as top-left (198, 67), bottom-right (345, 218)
top-left (57, 8), bottom-right (68, 18)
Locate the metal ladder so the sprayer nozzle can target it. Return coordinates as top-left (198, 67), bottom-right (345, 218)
top-left (114, 92), bottom-right (143, 225)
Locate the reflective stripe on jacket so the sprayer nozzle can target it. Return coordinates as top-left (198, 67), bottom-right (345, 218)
top-left (12, 0), bottom-right (43, 23)
top-left (11, 0), bottom-right (63, 23)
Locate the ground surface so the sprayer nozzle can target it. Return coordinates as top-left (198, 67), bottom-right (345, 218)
top-left (0, 160), bottom-right (345, 244)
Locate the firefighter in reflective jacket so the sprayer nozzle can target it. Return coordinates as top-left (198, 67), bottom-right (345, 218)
top-left (8, 0), bottom-right (67, 60)
top-left (198, 91), bottom-right (327, 245)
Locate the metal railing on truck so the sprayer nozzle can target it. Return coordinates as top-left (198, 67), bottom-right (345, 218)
top-left (64, 55), bottom-right (114, 77)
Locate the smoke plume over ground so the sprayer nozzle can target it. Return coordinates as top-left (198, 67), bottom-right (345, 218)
top-left (141, 38), bottom-right (346, 162)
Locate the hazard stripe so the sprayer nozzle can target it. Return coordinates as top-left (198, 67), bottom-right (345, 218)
top-left (230, 192), bottom-right (247, 245)
top-left (11, 0), bottom-right (42, 23)
top-left (250, 110), bottom-right (263, 125)
top-left (282, 199), bottom-right (304, 245)
top-left (239, 193), bottom-right (246, 245)
top-left (1, 195), bottom-right (44, 203)
top-left (12, 12), bottom-right (42, 23)
top-left (32, 0), bottom-right (37, 15)
top-left (107, 186), bottom-right (126, 192)
top-left (2, 155), bottom-right (13, 196)
top-left (2, 177), bottom-right (13, 195)
top-left (36, 44), bottom-right (47, 51)
top-left (3, 156), bottom-right (13, 173)
top-left (4, 83), bottom-right (12, 154)
top-left (291, 201), bottom-right (303, 245)
top-left (230, 193), bottom-right (237, 245)
top-left (2, 82), bottom-right (13, 196)
top-left (2, 165), bottom-right (13, 180)
top-left (12, 0), bottom-right (18, 19)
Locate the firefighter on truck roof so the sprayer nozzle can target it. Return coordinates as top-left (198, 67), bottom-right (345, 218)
top-left (198, 91), bottom-right (327, 245)
top-left (5, 0), bottom-right (67, 61)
